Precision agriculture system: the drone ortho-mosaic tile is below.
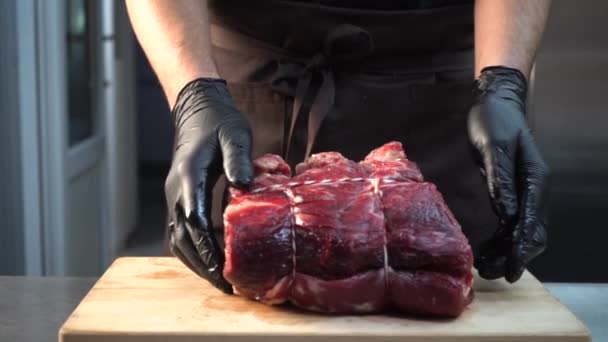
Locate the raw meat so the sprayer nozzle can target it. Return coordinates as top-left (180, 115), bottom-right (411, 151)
top-left (223, 142), bottom-right (474, 317)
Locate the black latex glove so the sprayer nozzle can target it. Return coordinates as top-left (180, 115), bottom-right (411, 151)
top-left (468, 66), bottom-right (549, 283)
top-left (165, 78), bottom-right (253, 293)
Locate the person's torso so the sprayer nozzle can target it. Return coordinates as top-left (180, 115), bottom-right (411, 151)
top-left (282, 0), bottom-right (473, 10)
top-left (206, 0), bottom-right (488, 242)
top-left (209, 0), bottom-right (475, 60)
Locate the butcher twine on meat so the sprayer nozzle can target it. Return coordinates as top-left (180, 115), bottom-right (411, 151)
top-left (223, 142), bottom-right (474, 317)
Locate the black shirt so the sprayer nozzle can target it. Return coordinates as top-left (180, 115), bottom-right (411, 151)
top-left (286, 0), bottom-right (473, 10)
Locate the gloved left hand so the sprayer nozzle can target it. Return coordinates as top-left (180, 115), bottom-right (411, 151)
top-left (165, 78), bottom-right (253, 293)
top-left (468, 66), bottom-right (550, 283)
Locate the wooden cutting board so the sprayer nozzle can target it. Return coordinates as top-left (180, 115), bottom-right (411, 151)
top-left (59, 257), bottom-right (590, 342)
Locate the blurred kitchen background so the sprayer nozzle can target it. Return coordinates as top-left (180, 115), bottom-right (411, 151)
top-left (0, 0), bottom-right (607, 282)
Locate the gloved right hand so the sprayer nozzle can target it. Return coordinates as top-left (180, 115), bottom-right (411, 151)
top-left (468, 67), bottom-right (549, 283)
top-left (165, 78), bottom-right (253, 293)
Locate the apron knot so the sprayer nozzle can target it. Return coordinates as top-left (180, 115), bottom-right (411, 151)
top-left (322, 24), bottom-right (374, 64)
top-left (285, 24), bottom-right (374, 166)
top-left (305, 52), bottom-right (329, 72)
top-left (305, 24), bottom-right (375, 72)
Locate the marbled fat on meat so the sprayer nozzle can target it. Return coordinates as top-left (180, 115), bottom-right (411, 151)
top-left (223, 142), bottom-right (473, 317)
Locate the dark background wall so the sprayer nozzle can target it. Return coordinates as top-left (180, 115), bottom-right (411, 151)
top-left (135, 45), bottom-right (173, 169)
top-left (134, 0), bottom-right (608, 282)
top-left (527, 1), bottom-right (608, 282)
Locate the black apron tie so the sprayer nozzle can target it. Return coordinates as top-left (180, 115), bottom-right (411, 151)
top-left (273, 24), bottom-right (375, 166)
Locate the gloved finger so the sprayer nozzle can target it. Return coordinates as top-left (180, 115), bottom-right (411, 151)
top-left (166, 159), bottom-right (197, 218)
top-left (164, 169), bottom-right (182, 217)
top-left (169, 206), bottom-right (207, 276)
top-left (185, 162), bottom-right (233, 293)
top-left (173, 138), bottom-right (219, 222)
top-left (505, 217), bottom-right (547, 283)
top-left (468, 105), bottom-right (519, 224)
top-left (475, 253), bottom-right (507, 280)
top-left (480, 143), bottom-right (519, 225)
top-left (169, 223), bottom-right (202, 278)
top-left (171, 205), bottom-right (233, 294)
top-left (505, 133), bottom-right (549, 283)
top-left (474, 227), bottom-right (510, 280)
top-left (172, 233), bottom-right (232, 294)
top-left (168, 139), bottom-right (232, 292)
top-left (218, 122), bottom-right (253, 188)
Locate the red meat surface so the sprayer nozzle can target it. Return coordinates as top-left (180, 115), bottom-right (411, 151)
top-left (223, 142), bottom-right (473, 317)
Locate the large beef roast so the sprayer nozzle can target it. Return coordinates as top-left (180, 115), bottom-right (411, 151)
top-left (223, 142), bottom-right (474, 317)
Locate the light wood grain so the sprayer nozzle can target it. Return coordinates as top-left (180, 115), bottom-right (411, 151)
top-left (59, 257), bottom-right (590, 342)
